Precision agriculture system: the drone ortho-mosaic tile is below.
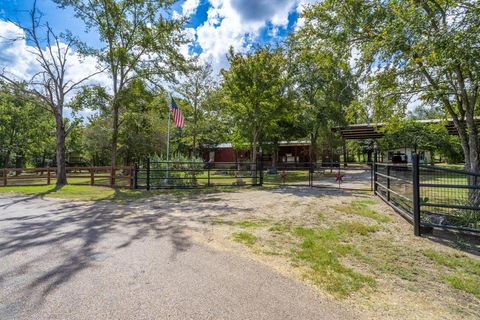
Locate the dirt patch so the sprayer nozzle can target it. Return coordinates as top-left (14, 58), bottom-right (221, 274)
top-left (164, 187), bottom-right (480, 320)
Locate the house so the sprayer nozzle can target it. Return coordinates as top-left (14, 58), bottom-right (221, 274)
top-left (202, 141), bottom-right (312, 164)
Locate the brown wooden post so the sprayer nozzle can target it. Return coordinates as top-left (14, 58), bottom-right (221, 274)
top-left (3, 168), bottom-right (7, 186)
top-left (47, 168), bottom-right (51, 185)
top-left (90, 169), bottom-right (94, 186)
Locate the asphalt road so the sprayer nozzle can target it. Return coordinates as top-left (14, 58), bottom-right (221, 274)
top-left (0, 195), bottom-right (354, 320)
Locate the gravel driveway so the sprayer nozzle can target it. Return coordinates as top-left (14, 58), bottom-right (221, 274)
top-left (0, 194), bottom-right (354, 320)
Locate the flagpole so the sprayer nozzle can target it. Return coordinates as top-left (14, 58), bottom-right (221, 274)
top-left (165, 95), bottom-right (171, 185)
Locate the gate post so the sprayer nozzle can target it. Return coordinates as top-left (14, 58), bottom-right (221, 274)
top-left (146, 158), bottom-right (151, 191)
top-left (259, 152), bottom-right (263, 186)
top-left (309, 162), bottom-right (314, 187)
top-left (412, 153), bottom-right (421, 236)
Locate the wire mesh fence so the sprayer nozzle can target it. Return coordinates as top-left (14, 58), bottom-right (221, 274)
top-left (419, 165), bottom-right (480, 232)
top-left (374, 155), bottom-right (480, 234)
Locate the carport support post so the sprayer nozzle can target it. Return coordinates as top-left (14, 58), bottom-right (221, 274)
top-left (146, 158), bottom-right (151, 191)
top-left (412, 153), bottom-right (421, 236)
top-left (207, 166), bottom-right (211, 187)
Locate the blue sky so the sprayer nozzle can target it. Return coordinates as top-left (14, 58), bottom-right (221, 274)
top-left (0, 0), bottom-right (309, 74)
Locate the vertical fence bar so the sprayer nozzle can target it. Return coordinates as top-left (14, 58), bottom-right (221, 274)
top-left (309, 162), bottom-right (314, 187)
top-left (207, 166), bottom-right (211, 187)
top-left (90, 169), bottom-right (94, 186)
top-left (146, 158), bottom-right (151, 191)
top-left (129, 166), bottom-right (133, 189)
top-left (3, 168), bottom-right (7, 186)
top-left (386, 165), bottom-right (391, 201)
top-left (47, 168), bottom-right (51, 185)
top-left (412, 153), bottom-right (421, 236)
top-left (134, 164), bottom-right (138, 189)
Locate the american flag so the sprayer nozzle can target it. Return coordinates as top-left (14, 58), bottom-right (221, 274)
top-left (170, 96), bottom-right (185, 128)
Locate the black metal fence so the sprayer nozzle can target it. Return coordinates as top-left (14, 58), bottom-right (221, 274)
top-left (134, 159), bottom-right (261, 189)
top-left (374, 154), bottom-right (480, 235)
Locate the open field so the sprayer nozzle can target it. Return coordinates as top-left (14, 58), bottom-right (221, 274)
top-left (1, 187), bottom-right (479, 319)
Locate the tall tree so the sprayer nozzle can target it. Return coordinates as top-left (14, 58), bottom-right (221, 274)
top-left (221, 47), bottom-right (289, 169)
top-left (302, 0), bottom-right (480, 203)
top-left (56, 0), bottom-right (189, 184)
top-left (175, 62), bottom-right (216, 158)
top-left (0, 83), bottom-right (54, 169)
top-left (288, 38), bottom-right (355, 162)
top-left (0, 2), bottom-right (100, 185)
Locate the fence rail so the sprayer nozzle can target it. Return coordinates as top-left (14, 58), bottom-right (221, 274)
top-left (374, 154), bottom-right (480, 235)
top-left (1, 166), bottom-right (133, 188)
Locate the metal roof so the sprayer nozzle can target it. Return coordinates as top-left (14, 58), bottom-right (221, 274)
top-left (332, 118), bottom-right (479, 140)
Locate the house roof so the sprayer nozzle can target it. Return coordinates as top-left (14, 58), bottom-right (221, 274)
top-left (332, 118), bottom-right (480, 140)
top-left (214, 141), bottom-right (310, 149)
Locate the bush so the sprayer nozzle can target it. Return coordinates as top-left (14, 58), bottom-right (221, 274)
top-left (149, 154), bottom-right (204, 187)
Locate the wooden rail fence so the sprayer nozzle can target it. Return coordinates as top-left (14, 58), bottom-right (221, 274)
top-left (1, 166), bottom-right (134, 188)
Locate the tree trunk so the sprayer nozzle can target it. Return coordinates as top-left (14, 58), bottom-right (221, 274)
top-left (111, 104), bottom-right (119, 187)
top-left (466, 140), bottom-right (480, 207)
top-left (55, 114), bottom-right (67, 186)
top-left (251, 128), bottom-right (258, 184)
top-left (192, 96), bottom-right (198, 159)
top-left (271, 141), bottom-right (278, 173)
top-left (309, 133), bottom-right (317, 163)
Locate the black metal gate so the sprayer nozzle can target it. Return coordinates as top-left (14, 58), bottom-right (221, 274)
top-left (134, 159), bottom-right (261, 189)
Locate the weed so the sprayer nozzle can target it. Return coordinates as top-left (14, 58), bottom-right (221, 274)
top-left (268, 223), bottom-right (291, 234)
top-left (424, 249), bottom-right (480, 297)
top-left (337, 222), bottom-right (380, 236)
top-left (291, 226), bottom-right (376, 297)
top-left (332, 200), bottom-right (391, 223)
top-left (232, 232), bottom-right (257, 246)
top-left (444, 273), bottom-right (480, 299)
top-left (234, 220), bottom-right (263, 228)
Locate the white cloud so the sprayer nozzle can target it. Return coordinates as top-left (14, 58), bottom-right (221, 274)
top-left (194, 0), bottom-right (296, 75)
top-left (182, 0), bottom-right (201, 17)
top-left (0, 20), bottom-right (110, 95)
top-left (294, 0), bottom-right (317, 30)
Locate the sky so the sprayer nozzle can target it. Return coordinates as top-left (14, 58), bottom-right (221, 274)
top-left (0, 0), bottom-right (316, 91)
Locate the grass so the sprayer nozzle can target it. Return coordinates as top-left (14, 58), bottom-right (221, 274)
top-left (0, 184), bottom-right (250, 201)
top-left (232, 231), bottom-right (257, 246)
top-left (291, 223), bottom-right (377, 297)
top-left (423, 249), bottom-right (480, 298)
top-left (331, 199), bottom-right (391, 223)
top-left (234, 220), bottom-right (264, 228)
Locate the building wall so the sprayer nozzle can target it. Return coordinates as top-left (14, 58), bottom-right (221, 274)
top-left (387, 148), bottom-right (432, 164)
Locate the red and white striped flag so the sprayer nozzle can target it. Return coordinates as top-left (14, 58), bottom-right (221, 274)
top-left (170, 96), bottom-right (185, 128)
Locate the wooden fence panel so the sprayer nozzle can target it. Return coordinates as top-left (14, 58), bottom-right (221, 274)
top-left (1, 166), bottom-right (133, 188)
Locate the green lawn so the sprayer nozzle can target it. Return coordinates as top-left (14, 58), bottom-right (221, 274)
top-left (0, 184), bottom-right (258, 201)
top-left (0, 185), bottom-right (143, 201)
